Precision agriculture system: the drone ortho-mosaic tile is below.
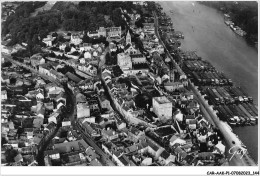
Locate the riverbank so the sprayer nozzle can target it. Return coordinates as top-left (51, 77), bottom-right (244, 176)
top-left (158, 1), bottom-right (258, 163)
top-left (197, 1), bottom-right (258, 48)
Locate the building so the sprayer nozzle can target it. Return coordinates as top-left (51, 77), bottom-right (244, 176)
top-left (124, 44), bottom-right (138, 55)
top-left (117, 53), bottom-right (132, 70)
top-left (125, 30), bottom-right (131, 46)
top-left (65, 72), bottom-right (82, 84)
top-left (130, 54), bottom-right (146, 64)
top-left (70, 34), bottom-right (82, 45)
top-left (87, 31), bottom-right (99, 38)
top-left (1, 90), bottom-right (7, 100)
top-left (101, 129), bottom-right (118, 141)
top-left (143, 23), bottom-right (155, 34)
top-left (98, 27), bottom-right (121, 38)
top-left (152, 96), bottom-right (172, 120)
top-left (42, 35), bottom-right (55, 46)
top-left (99, 96), bottom-right (112, 111)
top-left (30, 54), bottom-right (45, 68)
top-left (77, 103), bottom-right (90, 119)
top-left (128, 127), bottom-right (145, 143)
top-left (164, 82), bottom-right (184, 92)
top-left (78, 79), bottom-right (94, 90)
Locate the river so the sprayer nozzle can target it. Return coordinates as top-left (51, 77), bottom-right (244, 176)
top-left (158, 1), bottom-right (258, 163)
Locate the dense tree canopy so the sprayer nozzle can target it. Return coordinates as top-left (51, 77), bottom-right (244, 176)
top-left (199, 1), bottom-right (258, 42)
top-left (2, 1), bottom-right (144, 47)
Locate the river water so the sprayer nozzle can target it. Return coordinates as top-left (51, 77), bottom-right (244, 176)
top-left (158, 1), bottom-right (258, 162)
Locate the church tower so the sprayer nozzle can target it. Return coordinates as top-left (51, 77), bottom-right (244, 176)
top-left (126, 30), bottom-right (131, 46)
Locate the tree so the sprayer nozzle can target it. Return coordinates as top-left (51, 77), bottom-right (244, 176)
top-left (5, 148), bottom-right (18, 163)
top-left (2, 61), bottom-right (12, 68)
top-left (56, 35), bottom-right (67, 43)
top-left (52, 32), bottom-right (58, 38)
top-left (65, 46), bottom-right (71, 53)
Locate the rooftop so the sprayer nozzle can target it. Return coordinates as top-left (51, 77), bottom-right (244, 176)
top-left (153, 96), bottom-right (171, 104)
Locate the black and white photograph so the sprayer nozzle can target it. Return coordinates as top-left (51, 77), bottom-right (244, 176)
top-left (1, 1), bottom-right (259, 175)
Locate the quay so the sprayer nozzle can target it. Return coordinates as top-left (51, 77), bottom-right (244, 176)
top-left (153, 10), bottom-right (257, 166)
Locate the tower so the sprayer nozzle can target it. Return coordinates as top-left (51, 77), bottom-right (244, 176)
top-left (126, 30), bottom-right (131, 45)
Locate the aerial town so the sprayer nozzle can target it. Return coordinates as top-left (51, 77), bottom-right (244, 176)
top-left (1, 1), bottom-right (257, 167)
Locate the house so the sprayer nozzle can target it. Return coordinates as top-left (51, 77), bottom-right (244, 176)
top-left (152, 96), bottom-right (172, 120)
top-left (197, 116), bottom-right (209, 128)
top-left (53, 139), bottom-right (88, 153)
top-left (84, 51), bottom-right (92, 59)
top-left (99, 96), bottom-right (111, 111)
top-left (33, 118), bottom-right (44, 128)
top-left (44, 122), bottom-right (56, 134)
top-left (96, 83), bottom-right (105, 95)
top-left (86, 64), bottom-right (97, 75)
top-left (76, 93), bottom-right (87, 104)
top-left (65, 72), bottom-right (82, 84)
top-left (14, 154), bottom-right (23, 163)
top-left (81, 116), bottom-right (96, 124)
top-left (36, 92), bottom-right (44, 100)
top-left (66, 130), bottom-right (77, 141)
top-left (174, 110), bottom-right (184, 122)
top-left (81, 121), bottom-right (99, 137)
top-left (186, 100), bottom-right (200, 114)
top-left (90, 159), bottom-right (102, 166)
top-left (78, 79), bottom-right (94, 90)
top-left (146, 138), bottom-right (164, 157)
top-left (54, 92), bottom-right (66, 105)
top-left (77, 103), bottom-right (90, 119)
top-left (59, 42), bottom-right (69, 51)
top-left (36, 102), bottom-right (45, 118)
top-left (85, 146), bottom-right (98, 161)
top-left (87, 31), bottom-right (99, 38)
top-left (124, 44), bottom-right (138, 55)
top-left (101, 129), bottom-right (118, 141)
top-left (30, 54), bottom-right (45, 68)
top-left (169, 135), bottom-right (186, 146)
top-left (130, 54), bottom-right (146, 64)
top-left (164, 82), bottom-right (184, 92)
top-left (79, 58), bottom-right (86, 64)
top-left (107, 26), bottom-right (122, 38)
top-left (128, 127), bottom-right (145, 143)
top-left (117, 53), bottom-right (132, 70)
top-left (214, 141), bottom-right (225, 155)
top-left (113, 152), bottom-right (131, 166)
top-left (173, 146), bottom-right (188, 163)
top-left (141, 157), bottom-right (153, 166)
top-left (62, 119), bottom-right (71, 128)
top-left (159, 150), bottom-right (175, 165)
top-left (43, 35), bottom-right (55, 46)
top-left (125, 145), bottom-right (139, 154)
top-left (82, 43), bottom-right (92, 51)
top-left (1, 75), bottom-right (10, 84)
top-left (1, 90), bottom-right (7, 100)
top-left (102, 72), bottom-right (111, 81)
top-left (185, 115), bottom-right (197, 129)
top-left (116, 119), bottom-right (127, 131)
top-left (70, 34), bottom-right (82, 45)
top-left (44, 102), bottom-right (54, 111)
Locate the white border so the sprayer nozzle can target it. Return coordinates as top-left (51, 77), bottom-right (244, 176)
top-left (1, 166), bottom-right (260, 176)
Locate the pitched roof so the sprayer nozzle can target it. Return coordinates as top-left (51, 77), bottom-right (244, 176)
top-left (118, 155), bottom-right (130, 165)
top-left (160, 150), bottom-right (170, 159)
top-left (65, 72), bottom-right (82, 84)
top-left (124, 43), bottom-right (132, 51)
top-left (146, 138), bottom-right (159, 151)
